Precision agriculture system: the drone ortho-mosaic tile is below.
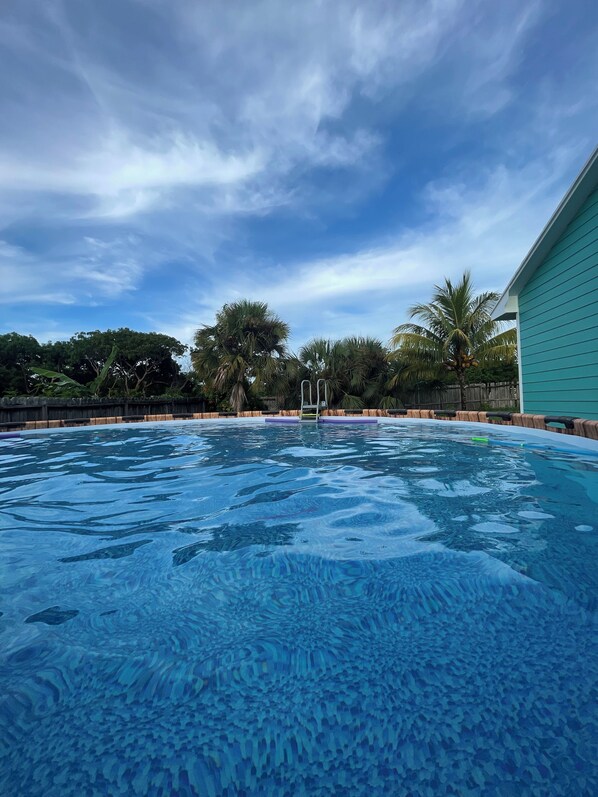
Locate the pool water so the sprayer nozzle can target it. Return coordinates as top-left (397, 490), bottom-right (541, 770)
top-left (1, 422), bottom-right (597, 796)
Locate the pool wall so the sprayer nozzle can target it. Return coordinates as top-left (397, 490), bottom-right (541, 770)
top-left (2, 408), bottom-right (597, 443)
top-left (3, 414), bottom-right (598, 456)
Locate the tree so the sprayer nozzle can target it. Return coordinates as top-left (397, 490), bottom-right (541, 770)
top-left (192, 300), bottom-right (290, 413)
top-left (64, 329), bottom-right (187, 396)
top-left (40, 340), bottom-right (73, 376)
top-left (112, 330), bottom-right (187, 395)
top-left (30, 346), bottom-right (119, 397)
top-left (0, 333), bottom-right (42, 395)
top-left (299, 336), bottom-right (398, 409)
top-left (299, 338), bottom-right (347, 404)
top-left (341, 337), bottom-right (393, 409)
top-left (266, 354), bottom-right (309, 410)
top-left (466, 360), bottom-right (518, 386)
top-left (390, 271), bottom-right (517, 410)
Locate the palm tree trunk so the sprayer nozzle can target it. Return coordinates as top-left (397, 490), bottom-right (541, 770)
top-left (457, 372), bottom-right (467, 410)
top-left (231, 379), bottom-right (247, 413)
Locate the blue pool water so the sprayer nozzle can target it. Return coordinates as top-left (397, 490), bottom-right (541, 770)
top-left (1, 421), bottom-right (597, 796)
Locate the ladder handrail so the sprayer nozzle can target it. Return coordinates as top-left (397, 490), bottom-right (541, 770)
top-left (300, 380), bottom-right (313, 412)
top-left (316, 379), bottom-right (328, 411)
top-left (300, 379), bottom-right (329, 421)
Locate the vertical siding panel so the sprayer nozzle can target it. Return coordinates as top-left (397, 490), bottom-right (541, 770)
top-left (519, 187), bottom-right (598, 419)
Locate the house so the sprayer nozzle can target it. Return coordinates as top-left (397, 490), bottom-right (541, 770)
top-left (492, 146), bottom-right (598, 420)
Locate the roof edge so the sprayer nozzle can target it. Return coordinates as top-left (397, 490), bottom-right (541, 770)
top-left (491, 144), bottom-right (598, 320)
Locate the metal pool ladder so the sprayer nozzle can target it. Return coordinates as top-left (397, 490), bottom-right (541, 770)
top-left (300, 379), bottom-right (328, 422)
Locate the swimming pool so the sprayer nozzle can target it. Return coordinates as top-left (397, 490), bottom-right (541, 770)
top-left (1, 420), bottom-right (597, 796)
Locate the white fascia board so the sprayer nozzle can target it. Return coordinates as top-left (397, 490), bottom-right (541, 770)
top-left (492, 291), bottom-right (518, 321)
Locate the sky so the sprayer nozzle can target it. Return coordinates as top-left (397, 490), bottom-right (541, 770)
top-left (1, 0), bottom-right (597, 352)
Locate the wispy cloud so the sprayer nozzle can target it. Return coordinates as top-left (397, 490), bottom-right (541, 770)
top-left (150, 143), bottom-right (588, 347)
top-left (0, 241), bottom-right (76, 305)
top-left (0, 131), bottom-right (264, 198)
top-left (0, 235), bottom-right (143, 305)
top-left (0, 0), bottom-right (596, 346)
top-left (0, 0), bottom-right (541, 225)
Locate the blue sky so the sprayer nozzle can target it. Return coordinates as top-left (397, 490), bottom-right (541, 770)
top-left (1, 0), bottom-right (597, 351)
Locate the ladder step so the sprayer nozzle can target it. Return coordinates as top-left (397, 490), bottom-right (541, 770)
top-left (300, 381), bottom-right (328, 419)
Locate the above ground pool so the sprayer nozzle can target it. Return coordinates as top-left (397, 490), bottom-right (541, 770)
top-left (1, 420), bottom-right (597, 796)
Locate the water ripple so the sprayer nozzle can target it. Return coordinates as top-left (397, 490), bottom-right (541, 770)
top-left (1, 422), bottom-right (597, 795)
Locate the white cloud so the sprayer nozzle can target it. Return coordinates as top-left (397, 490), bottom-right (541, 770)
top-left (1, 0), bottom-right (596, 349)
top-left (0, 236), bottom-right (144, 305)
top-left (0, 131), bottom-right (264, 221)
top-left (150, 144), bottom-right (585, 348)
top-left (0, 0), bottom-right (541, 227)
top-left (454, 1), bottom-right (543, 116)
top-left (0, 241), bottom-right (74, 305)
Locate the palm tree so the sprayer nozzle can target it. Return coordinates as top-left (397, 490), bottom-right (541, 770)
top-left (390, 272), bottom-right (516, 410)
top-left (267, 354), bottom-right (309, 410)
top-left (299, 336), bottom-right (397, 409)
top-left (338, 337), bottom-right (392, 409)
top-left (300, 338), bottom-right (344, 404)
top-left (192, 300), bottom-right (289, 413)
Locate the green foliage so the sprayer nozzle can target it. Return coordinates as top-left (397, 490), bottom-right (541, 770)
top-left (251, 354), bottom-right (307, 411)
top-left (0, 333), bottom-right (42, 395)
top-left (2, 276), bottom-right (519, 410)
top-left (62, 329), bottom-right (187, 396)
top-left (31, 346), bottom-right (119, 397)
top-left (299, 336), bottom-right (400, 409)
top-left (390, 271), bottom-right (517, 409)
top-left (467, 361), bottom-right (518, 385)
top-left (192, 300), bottom-right (290, 413)
top-left (1, 329), bottom-right (189, 398)
top-left (479, 403), bottom-right (519, 413)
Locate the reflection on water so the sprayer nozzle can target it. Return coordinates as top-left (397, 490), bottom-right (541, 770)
top-left (0, 422), bottom-right (597, 796)
top-left (172, 521), bottom-right (298, 564)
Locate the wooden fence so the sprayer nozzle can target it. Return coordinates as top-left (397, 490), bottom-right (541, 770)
top-left (405, 382), bottom-right (519, 411)
top-left (0, 382), bottom-right (518, 424)
top-left (0, 397), bottom-right (206, 425)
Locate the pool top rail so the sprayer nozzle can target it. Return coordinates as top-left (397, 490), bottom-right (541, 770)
top-left (2, 409), bottom-right (597, 442)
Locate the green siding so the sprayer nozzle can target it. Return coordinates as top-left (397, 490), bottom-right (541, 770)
top-left (519, 186), bottom-right (598, 419)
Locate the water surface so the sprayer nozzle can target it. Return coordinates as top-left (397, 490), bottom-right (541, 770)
top-left (1, 422), bottom-right (597, 796)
